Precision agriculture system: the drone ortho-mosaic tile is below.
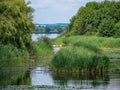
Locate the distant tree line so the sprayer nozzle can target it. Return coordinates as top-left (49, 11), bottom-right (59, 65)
top-left (68, 0), bottom-right (120, 37)
top-left (36, 25), bottom-right (67, 33)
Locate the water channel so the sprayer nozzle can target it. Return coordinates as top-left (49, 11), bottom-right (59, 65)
top-left (0, 34), bottom-right (120, 90)
top-left (0, 66), bottom-right (120, 90)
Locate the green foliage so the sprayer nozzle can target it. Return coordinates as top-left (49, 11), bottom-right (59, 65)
top-left (0, 0), bottom-right (35, 48)
top-left (0, 44), bottom-right (29, 71)
top-left (114, 21), bottom-right (120, 37)
top-left (58, 36), bottom-right (120, 48)
top-left (51, 46), bottom-right (109, 73)
top-left (37, 36), bottom-right (53, 49)
top-left (36, 25), bottom-right (67, 33)
top-left (98, 19), bottom-right (115, 37)
top-left (30, 37), bottom-right (53, 58)
top-left (67, 0), bottom-right (120, 37)
top-left (55, 36), bottom-right (120, 59)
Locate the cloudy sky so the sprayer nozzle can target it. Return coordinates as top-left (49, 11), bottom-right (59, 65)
top-left (25, 0), bottom-right (103, 24)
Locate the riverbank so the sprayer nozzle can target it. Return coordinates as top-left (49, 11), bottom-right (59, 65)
top-left (52, 35), bottom-right (120, 72)
top-left (0, 37), bottom-right (54, 85)
top-left (0, 37), bottom-right (53, 73)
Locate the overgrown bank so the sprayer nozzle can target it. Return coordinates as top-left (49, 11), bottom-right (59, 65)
top-left (0, 0), bottom-right (54, 72)
top-left (0, 44), bottom-right (29, 71)
top-left (51, 36), bottom-right (120, 73)
top-left (0, 36), bottom-right (53, 71)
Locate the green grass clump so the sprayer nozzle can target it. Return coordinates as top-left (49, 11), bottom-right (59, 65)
top-left (51, 46), bottom-right (109, 73)
top-left (55, 35), bottom-right (120, 48)
top-left (30, 36), bottom-right (53, 58)
top-left (0, 44), bottom-right (29, 71)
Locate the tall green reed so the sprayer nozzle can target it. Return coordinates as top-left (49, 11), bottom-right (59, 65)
top-left (51, 46), bottom-right (109, 73)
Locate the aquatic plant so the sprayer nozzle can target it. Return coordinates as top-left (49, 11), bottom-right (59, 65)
top-left (55, 36), bottom-right (120, 48)
top-left (51, 46), bottom-right (109, 73)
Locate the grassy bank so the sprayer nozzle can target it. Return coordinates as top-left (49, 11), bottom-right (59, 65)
top-left (51, 46), bottom-right (109, 73)
top-left (29, 37), bottom-right (53, 66)
top-left (0, 37), bottom-right (54, 71)
top-left (52, 36), bottom-right (120, 72)
top-left (55, 36), bottom-right (120, 48)
top-left (0, 44), bottom-right (29, 71)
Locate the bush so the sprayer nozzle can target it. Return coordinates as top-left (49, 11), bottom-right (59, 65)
top-left (29, 37), bottom-right (53, 58)
top-left (38, 36), bottom-right (53, 49)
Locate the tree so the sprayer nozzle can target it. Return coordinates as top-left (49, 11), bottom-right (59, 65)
top-left (67, 0), bottom-right (120, 37)
top-left (0, 0), bottom-right (35, 48)
top-left (98, 19), bottom-right (115, 37)
top-left (114, 21), bottom-right (120, 37)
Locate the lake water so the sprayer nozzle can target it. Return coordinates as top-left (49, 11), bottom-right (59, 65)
top-left (32, 33), bottom-right (59, 41)
top-left (0, 66), bottom-right (120, 90)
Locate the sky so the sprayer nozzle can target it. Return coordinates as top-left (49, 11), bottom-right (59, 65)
top-left (25, 0), bottom-right (103, 24)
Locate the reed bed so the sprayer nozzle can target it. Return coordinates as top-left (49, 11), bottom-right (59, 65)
top-left (51, 36), bottom-right (119, 73)
top-left (55, 35), bottom-right (120, 48)
top-left (51, 46), bottom-right (109, 73)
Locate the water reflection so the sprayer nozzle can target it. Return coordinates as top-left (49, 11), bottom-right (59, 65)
top-left (1, 67), bottom-right (120, 90)
top-left (31, 67), bottom-right (54, 85)
top-left (30, 67), bottom-right (110, 89)
top-left (0, 68), bottom-right (30, 86)
top-left (51, 72), bottom-right (109, 88)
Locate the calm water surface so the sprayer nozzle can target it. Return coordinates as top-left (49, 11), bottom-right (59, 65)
top-left (0, 66), bottom-right (120, 90)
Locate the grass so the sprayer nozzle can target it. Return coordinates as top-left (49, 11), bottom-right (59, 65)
top-left (51, 46), bottom-right (109, 73)
top-left (0, 36), bottom-right (54, 71)
top-left (30, 36), bottom-right (53, 58)
top-left (0, 44), bottom-right (29, 71)
top-left (54, 36), bottom-right (120, 59)
top-left (29, 36), bottom-right (54, 66)
top-left (54, 35), bottom-right (120, 48)
top-left (52, 35), bottom-right (120, 72)
top-left (30, 42), bottom-right (53, 58)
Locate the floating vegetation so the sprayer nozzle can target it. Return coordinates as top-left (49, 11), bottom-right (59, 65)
top-left (0, 85), bottom-right (94, 90)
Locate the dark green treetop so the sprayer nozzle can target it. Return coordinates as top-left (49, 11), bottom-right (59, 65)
top-left (0, 0), bottom-right (35, 48)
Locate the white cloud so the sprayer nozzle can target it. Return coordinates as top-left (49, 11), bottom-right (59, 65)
top-left (25, 0), bottom-right (104, 23)
top-left (26, 0), bottom-right (84, 10)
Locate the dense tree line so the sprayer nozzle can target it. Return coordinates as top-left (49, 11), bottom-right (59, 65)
top-left (68, 0), bottom-right (120, 37)
top-left (36, 26), bottom-right (67, 33)
top-left (0, 0), bottom-right (35, 48)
